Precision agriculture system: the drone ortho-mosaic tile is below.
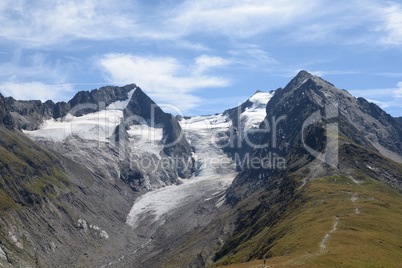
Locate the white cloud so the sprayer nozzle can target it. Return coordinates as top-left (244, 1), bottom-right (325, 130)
top-left (378, 2), bottom-right (402, 45)
top-left (99, 54), bottom-right (231, 111)
top-left (0, 51), bottom-right (78, 102)
top-left (164, 0), bottom-right (402, 46)
top-left (167, 0), bottom-right (317, 38)
top-left (0, 82), bottom-right (73, 101)
top-left (193, 55), bottom-right (231, 75)
top-left (1, 0), bottom-right (402, 48)
top-left (173, 41), bottom-right (210, 52)
top-left (349, 82), bottom-right (402, 113)
top-left (0, 52), bottom-right (69, 83)
top-left (228, 44), bottom-right (277, 68)
top-left (394, 82), bottom-right (402, 98)
top-left (0, 0), bottom-right (138, 47)
top-left (310, 70), bottom-right (361, 77)
top-left (349, 88), bottom-right (396, 98)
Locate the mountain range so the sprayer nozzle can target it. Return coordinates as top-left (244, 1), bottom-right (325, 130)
top-left (0, 71), bottom-right (401, 267)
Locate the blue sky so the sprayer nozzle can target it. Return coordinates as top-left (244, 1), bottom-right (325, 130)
top-left (0, 0), bottom-right (401, 116)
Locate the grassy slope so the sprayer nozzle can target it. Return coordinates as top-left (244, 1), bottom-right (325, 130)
top-left (214, 174), bottom-right (402, 267)
top-left (0, 126), bottom-right (73, 266)
top-left (0, 126), bottom-right (71, 211)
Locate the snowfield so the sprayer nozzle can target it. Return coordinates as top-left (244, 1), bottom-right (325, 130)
top-left (23, 110), bottom-right (124, 143)
top-left (23, 90), bottom-right (136, 143)
top-left (126, 113), bottom-right (237, 229)
top-left (126, 91), bottom-right (272, 231)
top-left (127, 124), bottom-right (164, 157)
top-left (241, 91), bottom-right (273, 130)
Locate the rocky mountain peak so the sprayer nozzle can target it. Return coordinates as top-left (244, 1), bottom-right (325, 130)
top-left (284, 70), bottom-right (314, 90)
top-left (124, 87), bottom-right (166, 126)
top-left (269, 71), bottom-right (402, 161)
top-left (68, 84), bottom-right (137, 117)
top-left (282, 70), bottom-right (335, 95)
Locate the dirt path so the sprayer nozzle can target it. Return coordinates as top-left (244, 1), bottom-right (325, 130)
top-left (351, 193), bottom-right (361, 214)
top-left (319, 216), bottom-right (339, 252)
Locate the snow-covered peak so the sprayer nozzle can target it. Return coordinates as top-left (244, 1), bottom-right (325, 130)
top-left (241, 91), bottom-right (274, 130)
top-left (24, 88), bottom-right (139, 143)
top-left (248, 91), bottom-right (273, 108)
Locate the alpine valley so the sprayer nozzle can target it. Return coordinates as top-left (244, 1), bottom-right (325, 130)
top-left (0, 71), bottom-right (401, 267)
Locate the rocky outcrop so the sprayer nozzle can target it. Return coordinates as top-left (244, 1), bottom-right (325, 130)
top-left (5, 97), bottom-right (65, 130)
top-left (0, 93), bottom-right (15, 129)
top-left (222, 90), bottom-right (275, 170)
top-left (5, 84), bottom-right (137, 130)
top-left (396, 116), bottom-right (402, 126)
top-left (68, 84), bottom-right (136, 116)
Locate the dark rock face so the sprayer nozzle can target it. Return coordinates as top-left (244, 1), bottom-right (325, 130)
top-left (0, 93), bottom-right (15, 129)
top-left (267, 70), bottom-right (402, 162)
top-left (396, 116), bottom-right (402, 126)
top-left (221, 94), bottom-right (255, 163)
top-left (227, 70), bottom-right (402, 203)
top-left (68, 84), bottom-right (136, 116)
top-left (356, 97), bottom-right (402, 156)
top-left (124, 88), bottom-right (192, 160)
top-left (5, 97), bottom-right (58, 130)
top-left (221, 90), bottom-right (276, 171)
top-left (118, 87), bottom-right (193, 190)
top-left (124, 87), bottom-right (166, 125)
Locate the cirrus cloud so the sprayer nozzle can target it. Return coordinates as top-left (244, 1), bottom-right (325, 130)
top-left (0, 0), bottom-right (138, 47)
top-left (99, 54), bottom-right (231, 112)
top-left (394, 82), bottom-right (402, 98)
top-left (2, 0), bottom-right (402, 48)
top-left (0, 81), bottom-right (73, 101)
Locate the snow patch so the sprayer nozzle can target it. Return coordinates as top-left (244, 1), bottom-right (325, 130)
top-left (127, 124), bottom-right (164, 157)
top-left (24, 110), bottom-right (123, 143)
top-left (24, 90), bottom-right (135, 143)
top-left (241, 91), bottom-right (273, 131)
top-left (248, 91), bottom-right (273, 105)
top-left (181, 113), bottom-right (231, 131)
